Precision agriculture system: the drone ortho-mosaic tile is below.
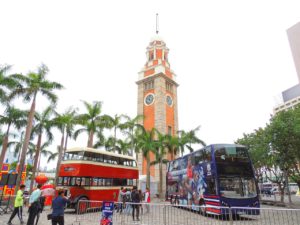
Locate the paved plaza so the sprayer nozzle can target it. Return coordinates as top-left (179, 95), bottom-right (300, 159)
top-left (1, 203), bottom-right (300, 225)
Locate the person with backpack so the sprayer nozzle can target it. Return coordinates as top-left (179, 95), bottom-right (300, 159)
top-left (7, 184), bottom-right (26, 225)
top-left (124, 188), bottom-right (132, 215)
top-left (131, 186), bottom-right (140, 221)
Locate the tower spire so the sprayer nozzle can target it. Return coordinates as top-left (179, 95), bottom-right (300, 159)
top-left (156, 13), bottom-right (159, 34)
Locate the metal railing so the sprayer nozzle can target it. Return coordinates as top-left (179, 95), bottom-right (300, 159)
top-left (0, 195), bottom-right (30, 215)
top-left (74, 200), bottom-right (300, 225)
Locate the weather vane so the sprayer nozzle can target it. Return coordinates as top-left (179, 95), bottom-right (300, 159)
top-left (156, 13), bottom-right (159, 34)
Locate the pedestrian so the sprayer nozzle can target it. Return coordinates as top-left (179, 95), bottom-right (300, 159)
top-left (124, 188), bottom-right (132, 215)
top-left (144, 187), bottom-right (151, 213)
top-left (131, 186), bottom-right (140, 221)
top-left (51, 189), bottom-right (70, 225)
top-left (138, 190), bottom-right (143, 215)
top-left (7, 184), bottom-right (26, 225)
top-left (116, 187), bottom-right (125, 213)
top-left (26, 184), bottom-right (42, 225)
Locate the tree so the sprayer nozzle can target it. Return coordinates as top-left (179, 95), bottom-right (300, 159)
top-left (150, 130), bottom-right (168, 198)
top-left (9, 64), bottom-right (63, 193)
top-left (29, 106), bottom-right (55, 192)
top-left (74, 101), bottom-right (108, 148)
top-left (47, 146), bottom-right (59, 163)
top-left (0, 106), bottom-right (27, 172)
top-left (53, 107), bottom-right (77, 184)
top-left (120, 115), bottom-right (144, 156)
top-left (164, 135), bottom-right (179, 161)
top-left (0, 64), bottom-right (18, 102)
top-left (177, 126), bottom-right (206, 156)
top-left (136, 127), bottom-right (158, 189)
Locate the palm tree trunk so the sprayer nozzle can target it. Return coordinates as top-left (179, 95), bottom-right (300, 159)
top-left (114, 127), bottom-right (117, 153)
top-left (30, 134), bottom-right (42, 192)
top-left (55, 130), bottom-right (65, 185)
top-left (0, 125), bottom-right (10, 172)
top-left (15, 95), bottom-right (36, 194)
top-left (64, 136), bottom-right (68, 151)
top-left (159, 161), bottom-right (163, 198)
top-left (87, 131), bottom-right (94, 148)
top-left (146, 152), bottom-right (151, 189)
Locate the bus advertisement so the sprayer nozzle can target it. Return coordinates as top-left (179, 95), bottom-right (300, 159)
top-left (166, 144), bottom-right (259, 215)
top-left (57, 147), bottom-right (138, 212)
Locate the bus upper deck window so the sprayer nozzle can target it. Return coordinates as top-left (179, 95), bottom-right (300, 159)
top-left (58, 177), bottom-right (63, 186)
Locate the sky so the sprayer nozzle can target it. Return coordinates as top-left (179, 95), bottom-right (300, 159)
top-left (1, 0), bottom-right (300, 169)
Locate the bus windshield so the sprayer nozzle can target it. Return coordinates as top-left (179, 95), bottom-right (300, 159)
top-left (219, 177), bottom-right (257, 199)
top-left (214, 145), bottom-right (250, 163)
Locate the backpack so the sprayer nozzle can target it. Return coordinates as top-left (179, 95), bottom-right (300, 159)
top-left (123, 192), bottom-right (131, 202)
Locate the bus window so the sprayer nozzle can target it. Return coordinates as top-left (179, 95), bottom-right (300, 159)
top-left (111, 156), bottom-right (118, 165)
top-left (75, 177), bottom-right (81, 186)
top-left (70, 177), bottom-right (76, 186)
top-left (104, 155), bottom-right (111, 164)
top-left (92, 178), bottom-right (98, 186)
top-left (63, 177), bottom-right (70, 186)
top-left (132, 161), bottom-right (137, 167)
top-left (105, 179), bottom-right (112, 186)
top-left (85, 178), bottom-right (91, 186)
top-left (127, 179), bottom-right (133, 186)
top-left (194, 151), bottom-right (204, 164)
top-left (58, 177), bottom-right (63, 186)
top-left (81, 177), bottom-right (85, 186)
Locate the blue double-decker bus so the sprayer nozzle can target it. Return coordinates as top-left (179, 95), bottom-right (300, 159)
top-left (166, 144), bottom-right (259, 215)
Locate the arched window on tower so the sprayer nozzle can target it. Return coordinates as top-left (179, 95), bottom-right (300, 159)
top-left (149, 51), bottom-right (154, 61)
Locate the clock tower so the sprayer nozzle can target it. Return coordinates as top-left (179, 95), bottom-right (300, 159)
top-left (136, 36), bottom-right (179, 192)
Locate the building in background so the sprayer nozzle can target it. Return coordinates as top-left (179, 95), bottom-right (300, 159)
top-left (274, 22), bottom-right (300, 114)
top-left (136, 36), bottom-right (179, 194)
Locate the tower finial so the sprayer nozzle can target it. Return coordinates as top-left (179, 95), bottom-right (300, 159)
top-left (156, 13), bottom-right (159, 34)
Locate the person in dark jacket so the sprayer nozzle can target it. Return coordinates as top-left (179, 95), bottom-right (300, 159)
top-left (131, 186), bottom-right (140, 221)
top-left (51, 190), bottom-right (70, 225)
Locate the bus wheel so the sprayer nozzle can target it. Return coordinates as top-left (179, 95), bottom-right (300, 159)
top-left (76, 197), bottom-right (89, 214)
top-left (199, 199), bottom-right (206, 215)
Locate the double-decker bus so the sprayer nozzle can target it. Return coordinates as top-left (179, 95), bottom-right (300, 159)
top-left (166, 144), bottom-right (259, 215)
top-left (57, 147), bottom-right (138, 211)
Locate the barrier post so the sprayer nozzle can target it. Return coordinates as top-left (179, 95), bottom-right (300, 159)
top-left (229, 207), bottom-right (233, 225)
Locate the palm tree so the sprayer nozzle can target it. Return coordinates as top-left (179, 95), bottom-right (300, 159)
top-left (47, 146), bottom-right (59, 163)
top-left (74, 101), bottom-right (108, 147)
top-left (0, 106), bottom-right (27, 172)
top-left (9, 64), bottom-right (63, 192)
top-left (150, 130), bottom-right (168, 198)
top-left (120, 115), bottom-right (144, 156)
top-left (29, 106), bottom-right (55, 192)
top-left (36, 141), bottom-right (52, 173)
top-left (105, 138), bottom-right (131, 155)
top-left (177, 126), bottom-right (206, 155)
top-left (136, 127), bottom-right (158, 189)
top-left (53, 107), bottom-right (77, 184)
top-left (165, 135), bottom-right (180, 161)
top-left (0, 64), bottom-right (18, 102)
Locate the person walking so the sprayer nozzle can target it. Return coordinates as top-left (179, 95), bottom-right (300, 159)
top-left (131, 186), bottom-right (140, 221)
top-left (116, 187), bottom-right (125, 213)
top-left (26, 184), bottom-right (42, 225)
top-left (51, 189), bottom-right (70, 225)
top-left (144, 187), bottom-right (151, 213)
top-left (124, 188), bottom-right (132, 215)
top-left (7, 184), bottom-right (26, 225)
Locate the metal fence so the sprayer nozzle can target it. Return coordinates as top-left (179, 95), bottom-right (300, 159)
top-left (74, 200), bottom-right (300, 225)
top-left (0, 195), bottom-right (16, 215)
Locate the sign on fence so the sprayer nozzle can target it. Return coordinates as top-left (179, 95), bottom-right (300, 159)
top-left (100, 201), bottom-right (114, 225)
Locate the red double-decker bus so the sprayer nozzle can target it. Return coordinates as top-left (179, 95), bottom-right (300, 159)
top-left (57, 147), bottom-right (138, 211)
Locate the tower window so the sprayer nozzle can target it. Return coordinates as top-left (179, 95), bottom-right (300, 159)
top-left (149, 51), bottom-right (154, 61)
top-left (166, 82), bottom-right (173, 92)
top-left (144, 80), bottom-right (154, 91)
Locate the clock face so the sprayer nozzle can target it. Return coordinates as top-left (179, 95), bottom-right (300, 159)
top-left (166, 95), bottom-right (173, 106)
top-left (144, 94), bottom-right (155, 105)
